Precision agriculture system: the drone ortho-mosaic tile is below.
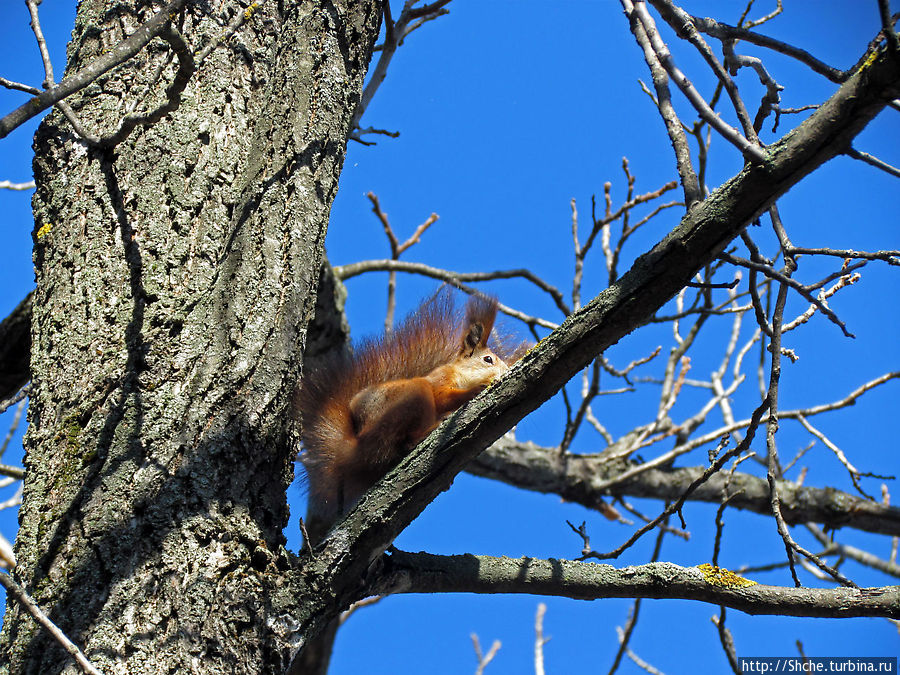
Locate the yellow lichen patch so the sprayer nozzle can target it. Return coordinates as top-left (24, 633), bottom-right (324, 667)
top-left (36, 223), bottom-right (52, 239)
top-left (858, 46), bottom-right (882, 73)
top-left (698, 563), bottom-right (757, 588)
top-left (244, 2), bottom-right (260, 20)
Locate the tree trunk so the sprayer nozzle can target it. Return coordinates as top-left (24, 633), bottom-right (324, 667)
top-left (0, 1), bottom-right (379, 672)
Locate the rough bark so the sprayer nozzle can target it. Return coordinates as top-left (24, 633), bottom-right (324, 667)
top-left (0, 1), bottom-right (380, 673)
top-left (376, 552), bottom-right (900, 618)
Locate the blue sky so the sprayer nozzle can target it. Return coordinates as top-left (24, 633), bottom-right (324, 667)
top-left (1, 1), bottom-right (898, 673)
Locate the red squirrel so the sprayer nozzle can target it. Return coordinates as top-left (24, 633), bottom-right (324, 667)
top-left (296, 290), bottom-right (525, 540)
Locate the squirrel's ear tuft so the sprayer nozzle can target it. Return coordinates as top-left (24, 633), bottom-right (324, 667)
top-left (463, 294), bottom-right (498, 349)
top-left (462, 322), bottom-right (485, 356)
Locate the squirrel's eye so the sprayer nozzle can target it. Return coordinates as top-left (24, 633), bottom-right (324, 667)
top-left (483, 355), bottom-right (494, 364)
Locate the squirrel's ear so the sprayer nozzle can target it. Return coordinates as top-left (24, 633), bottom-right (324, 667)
top-left (462, 323), bottom-right (484, 356)
top-left (463, 295), bottom-right (497, 352)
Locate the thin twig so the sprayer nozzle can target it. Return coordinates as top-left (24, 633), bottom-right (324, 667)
top-left (712, 607), bottom-right (741, 675)
top-left (764, 262), bottom-right (857, 588)
top-left (650, 0), bottom-right (762, 141)
top-left (0, 0), bottom-right (190, 139)
top-left (805, 524), bottom-right (900, 579)
top-left (334, 258), bottom-right (568, 324)
top-left (366, 192), bottom-right (439, 330)
top-left (689, 14), bottom-right (847, 83)
top-left (0, 180), bottom-right (35, 191)
top-left (585, 401), bottom-right (768, 560)
top-left (630, 1), bottom-right (766, 162)
top-left (534, 603), bottom-right (549, 675)
top-left (471, 633), bottom-right (501, 675)
top-left (339, 595), bottom-right (384, 625)
top-left (606, 520), bottom-right (668, 675)
top-left (877, 0), bottom-right (900, 52)
top-left (350, 0), bottom-right (454, 136)
top-left (846, 147), bottom-right (900, 179)
top-left (721, 252), bottom-right (855, 338)
top-left (0, 573), bottom-right (102, 675)
top-left (621, 0), bottom-right (702, 207)
top-left (0, 384), bottom-right (31, 416)
top-left (0, 78), bottom-right (41, 95)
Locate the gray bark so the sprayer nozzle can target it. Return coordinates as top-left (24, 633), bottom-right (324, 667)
top-left (0, 1), bottom-right (380, 673)
top-left (376, 552), bottom-right (900, 618)
top-left (469, 438), bottom-right (900, 538)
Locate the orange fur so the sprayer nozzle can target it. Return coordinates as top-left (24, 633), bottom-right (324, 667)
top-left (295, 291), bottom-right (525, 526)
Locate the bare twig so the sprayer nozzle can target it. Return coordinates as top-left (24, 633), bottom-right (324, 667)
top-left (587, 402), bottom-right (768, 560)
top-left (471, 632), bottom-right (501, 675)
top-left (350, 0), bottom-right (454, 138)
top-left (621, 0), bottom-right (702, 207)
top-left (339, 595), bottom-right (384, 625)
top-left (721, 252), bottom-right (855, 338)
top-left (739, 0), bottom-right (783, 29)
top-left (0, 483), bottom-right (22, 511)
top-left (877, 0), bottom-right (900, 52)
top-left (764, 262), bottom-right (857, 588)
top-left (615, 498), bottom-right (690, 540)
top-left (0, 78), bottom-right (41, 95)
top-left (365, 192), bottom-right (439, 330)
top-left (785, 245), bottom-right (899, 263)
top-left (0, 465), bottom-right (25, 481)
top-left (782, 273), bottom-right (859, 333)
top-left (712, 490), bottom-right (739, 569)
top-left (614, 626), bottom-right (664, 674)
top-left (25, 0), bottom-right (57, 89)
top-left (689, 14), bottom-right (847, 83)
top-left (1, 0), bottom-right (190, 139)
top-left (0, 532), bottom-right (15, 569)
top-left (607, 521), bottom-right (668, 675)
top-left (846, 147), bottom-right (900, 179)
top-left (0, 572), bottom-right (102, 675)
top-left (629, 1), bottom-right (767, 162)
top-left (712, 607), bottom-right (741, 675)
top-left (0, 180), bottom-right (36, 191)
top-left (649, 0), bottom-right (762, 141)
top-left (0, 394), bottom-right (27, 461)
top-left (805, 524), bottom-right (900, 579)
top-left (0, 384), bottom-right (31, 416)
top-left (534, 603), bottom-right (548, 675)
top-left (334, 258), bottom-right (568, 325)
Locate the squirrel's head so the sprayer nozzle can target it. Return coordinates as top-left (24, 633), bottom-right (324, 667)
top-left (453, 342), bottom-right (511, 389)
top-left (453, 296), bottom-right (511, 388)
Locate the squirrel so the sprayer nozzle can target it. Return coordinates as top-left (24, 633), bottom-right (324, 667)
top-left (295, 290), bottom-right (526, 542)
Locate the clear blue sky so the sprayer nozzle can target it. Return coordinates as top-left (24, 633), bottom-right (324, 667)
top-left (1, 2), bottom-right (898, 673)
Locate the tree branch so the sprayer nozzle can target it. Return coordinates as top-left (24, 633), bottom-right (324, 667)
top-left (467, 438), bottom-right (900, 538)
top-left (0, 0), bottom-right (189, 139)
top-left (375, 551), bottom-right (900, 619)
